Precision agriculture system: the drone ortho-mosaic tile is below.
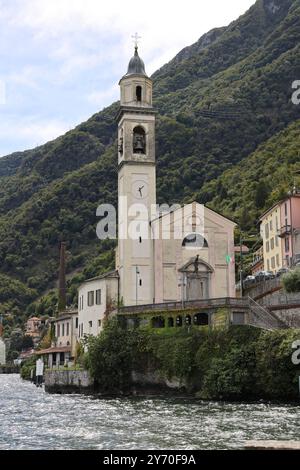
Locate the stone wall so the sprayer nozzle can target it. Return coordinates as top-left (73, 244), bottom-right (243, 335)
top-left (131, 370), bottom-right (187, 395)
top-left (45, 369), bottom-right (94, 394)
top-left (245, 279), bottom-right (300, 327)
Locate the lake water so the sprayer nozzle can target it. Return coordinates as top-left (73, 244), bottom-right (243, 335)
top-left (0, 374), bottom-right (300, 450)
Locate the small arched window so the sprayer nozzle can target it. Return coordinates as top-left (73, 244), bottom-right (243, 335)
top-left (133, 126), bottom-right (146, 154)
top-left (136, 86), bottom-right (142, 102)
top-left (182, 233), bottom-right (208, 249)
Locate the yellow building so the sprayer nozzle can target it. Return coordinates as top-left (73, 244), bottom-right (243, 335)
top-left (259, 204), bottom-right (282, 273)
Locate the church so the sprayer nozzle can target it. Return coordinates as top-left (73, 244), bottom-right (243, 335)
top-left (77, 45), bottom-right (236, 337)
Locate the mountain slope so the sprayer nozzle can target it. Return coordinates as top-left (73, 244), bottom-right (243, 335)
top-left (198, 119), bottom-right (300, 228)
top-left (0, 0), bottom-right (300, 326)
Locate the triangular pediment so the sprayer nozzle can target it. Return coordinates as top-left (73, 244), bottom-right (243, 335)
top-left (179, 256), bottom-right (214, 273)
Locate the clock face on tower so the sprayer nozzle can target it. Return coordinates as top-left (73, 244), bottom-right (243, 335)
top-left (131, 180), bottom-right (149, 200)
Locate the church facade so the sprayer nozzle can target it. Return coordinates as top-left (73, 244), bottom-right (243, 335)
top-left (115, 46), bottom-right (236, 306)
top-left (77, 46), bottom-right (236, 336)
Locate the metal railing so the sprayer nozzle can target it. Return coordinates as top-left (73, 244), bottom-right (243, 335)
top-left (247, 297), bottom-right (286, 330)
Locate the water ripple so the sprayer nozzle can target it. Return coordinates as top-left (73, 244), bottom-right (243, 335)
top-left (0, 375), bottom-right (300, 450)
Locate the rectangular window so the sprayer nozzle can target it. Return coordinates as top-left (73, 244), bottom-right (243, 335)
top-left (96, 289), bottom-right (102, 305)
top-left (139, 236), bottom-right (142, 243)
top-left (76, 318), bottom-right (78, 329)
top-left (98, 319), bottom-right (102, 327)
top-left (89, 321), bottom-right (93, 328)
top-left (266, 241), bottom-right (270, 253)
top-left (269, 220), bottom-right (273, 231)
top-left (66, 322), bottom-right (69, 336)
top-left (62, 323), bottom-right (65, 336)
top-left (57, 324), bottom-right (60, 338)
top-left (265, 224), bottom-right (269, 239)
top-left (276, 254), bottom-right (280, 267)
top-left (276, 217), bottom-right (278, 230)
top-left (285, 203), bottom-right (288, 216)
top-left (270, 238), bottom-right (274, 250)
top-left (88, 291), bottom-right (94, 307)
top-left (139, 279), bottom-right (142, 286)
top-left (267, 260), bottom-right (270, 271)
top-left (275, 236), bottom-right (279, 247)
top-left (271, 257), bottom-right (275, 269)
top-left (285, 237), bottom-right (290, 252)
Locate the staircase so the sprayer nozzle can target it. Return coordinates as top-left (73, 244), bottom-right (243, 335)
top-left (247, 297), bottom-right (289, 330)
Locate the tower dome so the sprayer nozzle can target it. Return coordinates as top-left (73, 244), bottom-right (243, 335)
top-left (125, 46), bottom-right (147, 77)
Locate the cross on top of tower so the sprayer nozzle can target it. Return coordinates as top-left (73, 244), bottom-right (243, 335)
top-left (132, 32), bottom-right (141, 50)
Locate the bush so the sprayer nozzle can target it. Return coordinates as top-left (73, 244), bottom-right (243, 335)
top-left (85, 318), bottom-right (136, 393)
top-left (84, 321), bottom-right (300, 400)
top-left (20, 355), bottom-right (37, 380)
top-left (282, 268), bottom-right (300, 293)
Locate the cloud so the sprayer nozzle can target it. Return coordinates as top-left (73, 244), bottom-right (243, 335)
top-left (87, 84), bottom-right (119, 107)
top-left (0, 115), bottom-right (71, 156)
top-left (10, 0), bottom-right (256, 75)
top-left (0, 0), bottom-right (256, 156)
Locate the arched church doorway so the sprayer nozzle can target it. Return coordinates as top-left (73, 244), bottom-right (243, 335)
top-left (180, 256), bottom-right (213, 301)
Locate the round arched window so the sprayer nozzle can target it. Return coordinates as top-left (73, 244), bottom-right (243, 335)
top-left (182, 233), bottom-right (208, 248)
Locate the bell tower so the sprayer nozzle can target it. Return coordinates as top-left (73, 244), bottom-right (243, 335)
top-left (117, 43), bottom-right (157, 306)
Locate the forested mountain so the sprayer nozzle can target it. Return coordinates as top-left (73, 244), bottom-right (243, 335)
top-left (0, 0), bottom-right (300, 331)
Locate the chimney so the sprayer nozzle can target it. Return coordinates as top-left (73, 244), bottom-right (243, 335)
top-left (58, 242), bottom-right (67, 313)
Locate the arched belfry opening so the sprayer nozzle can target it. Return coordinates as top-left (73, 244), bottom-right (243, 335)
top-left (133, 126), bottom-right (146, 154)
top-left (136, 86), bottom-right (142, 102)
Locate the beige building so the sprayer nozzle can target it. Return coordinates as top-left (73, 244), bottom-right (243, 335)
top-left (251, 246), bottom-right (264, 275)
top-left (114, 46), bottom-right (237, 307)
top-left (152, 203), bottom-right (236, 302)
top-left (78, 272), bottom-right (119, 338)
top-left (38, 310), bottom-right (78, 368)
top-left (25, 317), bottom-right (42, 340)
top-left (260, 204), bottom-right (282, 273)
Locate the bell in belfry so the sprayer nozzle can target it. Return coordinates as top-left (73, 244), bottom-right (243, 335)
top-left (133, 134), bottom-right (145, 154)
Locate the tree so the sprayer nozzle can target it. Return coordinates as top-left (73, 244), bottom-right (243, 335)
top-left (282, 268), bottom-right (300, 293)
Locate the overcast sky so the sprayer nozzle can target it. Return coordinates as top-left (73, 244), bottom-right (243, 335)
top-left (0, 0), bottom-right (256, 157)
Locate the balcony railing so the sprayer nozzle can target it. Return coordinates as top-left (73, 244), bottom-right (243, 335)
top-left (278, 225), bottom-right (292, 238)
top-left (118, 297), bottom-right (249, 315)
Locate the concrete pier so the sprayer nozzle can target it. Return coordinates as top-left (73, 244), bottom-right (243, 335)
top-left (245, 440), bottom-right (300, 450)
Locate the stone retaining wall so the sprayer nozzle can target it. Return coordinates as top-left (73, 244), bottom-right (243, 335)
top-left (45, 369), bottom-right (94, 394)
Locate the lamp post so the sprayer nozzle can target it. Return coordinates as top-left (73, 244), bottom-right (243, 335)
top-left (136, 267), bottom-right (140, 306)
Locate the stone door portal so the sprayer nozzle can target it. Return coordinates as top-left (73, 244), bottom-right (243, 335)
top-left (186, 273), bottom-right (209, 300)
